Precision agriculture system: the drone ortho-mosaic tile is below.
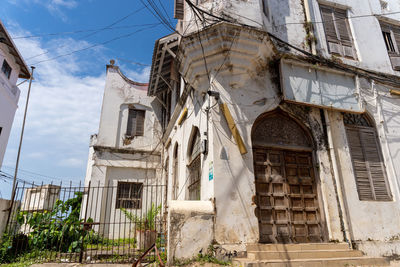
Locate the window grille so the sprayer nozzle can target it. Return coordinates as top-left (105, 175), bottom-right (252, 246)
top-left (188, 156), bottom-right (201, 200)
top-left (116, 182), bottom-right (143, 209)
top-left (187, 129), bottom-right (201, 200)
top-left (344, 113), bottom-right (392, 201)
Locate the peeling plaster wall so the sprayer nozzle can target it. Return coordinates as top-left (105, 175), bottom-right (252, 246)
top-left (0, 43), bottom-right (22, 168)
top-left (210, 70), bottom-right (344, 249)
top-left (308, 0), bottom-right (400, 75)
top-left (0, 198), bottom-right (11, 237)
top-left (167, 201), bottom-right (214, 262)
top-left (83, 65), bottom-right (163, 240)
top-left (96, 66), bottom-right (161, 151)
top-left (326, 78), bottom-right (400, 256)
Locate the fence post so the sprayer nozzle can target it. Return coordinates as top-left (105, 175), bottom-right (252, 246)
top-left (79, 181), bottom-right (91, 263)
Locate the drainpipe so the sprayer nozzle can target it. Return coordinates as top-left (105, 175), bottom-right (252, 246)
top-left (323, 109), bottom-right (352, 247)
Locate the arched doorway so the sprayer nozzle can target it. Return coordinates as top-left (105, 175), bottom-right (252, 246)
top-left (252, 110), bottom-right (324, 244)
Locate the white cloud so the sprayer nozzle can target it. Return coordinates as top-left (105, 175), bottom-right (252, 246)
top-left (58, 157), bottom-right (82, 167)
top-left (7, 0), bottom-right (78, 21)
top-left (4, 24), bottom-right (150, 178)
top-left (125, 66), bottom-right (151, 83)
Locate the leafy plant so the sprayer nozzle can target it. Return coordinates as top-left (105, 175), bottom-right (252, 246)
top-left (15, 192), bottom-right (87, 253)
top-left (121, 203), bottom-right (161, 231)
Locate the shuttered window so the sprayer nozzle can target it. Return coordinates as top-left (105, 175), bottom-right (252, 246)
top-left (344, 113), bottom-right (392, 201)
top-left (127, 109), bottom-right (145, 137)
top-left (320, 5), bottom-right (356, 59)
top-left (174, 0), bottom-right (184, 19)
top-left (379, 21), bottom-right (400, 70)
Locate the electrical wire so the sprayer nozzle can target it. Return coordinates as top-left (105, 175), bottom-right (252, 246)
top-left (31, 24), bottom-right (160, 65)
top-left (25, 4), bottom-right (151, 61)
top-left (12, 23), bottom-right (161, 40)
top-left (185, 1), bottom-right (400, 87)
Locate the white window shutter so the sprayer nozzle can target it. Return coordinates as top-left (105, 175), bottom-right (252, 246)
top-left (174, 0), bottom-right (184, 19)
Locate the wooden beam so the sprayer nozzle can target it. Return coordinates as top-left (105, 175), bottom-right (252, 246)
top-left (219, 103), bottom-right (248, 155)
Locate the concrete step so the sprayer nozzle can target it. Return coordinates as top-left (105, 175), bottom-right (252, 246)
top-left (246, 243), bottom-right (350, 252)
top-left (247, 250), bottom-right (363, 260)
top-left (233, 256), bottom-right (390, 267)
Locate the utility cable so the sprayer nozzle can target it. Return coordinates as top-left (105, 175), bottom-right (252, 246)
top-left (26, 4), bottom-right (150, 61)
top-left (13, 23), bottom-right (161, 40)
top-left (31, 24), bottom-right (160, 65)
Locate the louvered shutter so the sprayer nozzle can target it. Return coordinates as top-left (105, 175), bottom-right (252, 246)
top-left (346, 127), bottom-right (374, 200)
top-left (174, 0), bottom-right (184, 20)
top-left (127, 109), bottom-right (137, 136)
top-left (392, 26), bottom-right (400, 54)
top-left (346, 126), bottom-right (391, 201)
top-left (135, 110), bottom-right (145, 136)
top-left (320, 7), bottom-right (338, 43)
top-left (320, 5), bottom-right (355, 59)
top-left (359, 129), bottom-right (391, 201)
top-left (334, 9), bottom-right (355, 58)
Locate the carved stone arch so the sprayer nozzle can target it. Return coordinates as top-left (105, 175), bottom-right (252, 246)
top-left (252, 109), bottom-right (313, 150)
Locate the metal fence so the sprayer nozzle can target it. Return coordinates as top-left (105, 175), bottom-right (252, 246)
top-left (5, 179), bottom-right (166, 264)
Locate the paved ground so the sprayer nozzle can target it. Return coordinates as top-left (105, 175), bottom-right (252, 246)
top-left (28, 261), bottom-right (400, 266)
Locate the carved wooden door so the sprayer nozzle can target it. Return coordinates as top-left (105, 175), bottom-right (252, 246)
top-left (253, 148), bottom-right (322, 243)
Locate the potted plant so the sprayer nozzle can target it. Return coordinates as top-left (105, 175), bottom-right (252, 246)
top-left (121, 203), bottom-right (161, 250)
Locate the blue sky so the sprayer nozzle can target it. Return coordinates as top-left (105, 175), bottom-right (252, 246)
top-left (0, 0), bottom-right (176, 198)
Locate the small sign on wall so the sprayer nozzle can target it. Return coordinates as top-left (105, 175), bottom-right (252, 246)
top-left (209, 161), bottom-right (213, 181)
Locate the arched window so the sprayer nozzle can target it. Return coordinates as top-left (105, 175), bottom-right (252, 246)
top-left (344, 113), bottom-right (392, 201)
top-left (187, 128), bottom-right (201, 200)
top-left (172, 143), bottom-right (179, 200)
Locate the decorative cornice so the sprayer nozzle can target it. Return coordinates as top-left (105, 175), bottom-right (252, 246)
top-left (106, 64), bottom-right (148, 87)
top-left (177, 22), bottom-right (278, 92)
top-left (93, 145), bottom-right (161, 156)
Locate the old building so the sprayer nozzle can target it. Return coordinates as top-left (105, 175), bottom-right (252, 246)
top-left (150, 0), bottom-right (400, 264)
top-left (0, 20), bottom-right (30, 168)
top-left (83, 62), bottom-right (163, 241)
top-left (85, 0), bottom-right (400, 265)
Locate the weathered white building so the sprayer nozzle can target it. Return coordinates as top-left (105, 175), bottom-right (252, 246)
top-left (0, 20), bottom-right (30, 168)
top-left (85, 0), bottom-right (400, 265)
top-left (83, 62), bottom-right (163, 241)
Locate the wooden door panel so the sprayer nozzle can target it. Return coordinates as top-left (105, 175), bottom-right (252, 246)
top-left (254, 148), bottom-right (322, 243)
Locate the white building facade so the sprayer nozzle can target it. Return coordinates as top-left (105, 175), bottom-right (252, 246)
top-left (83, 62), bottom-right (163, 241)
top-left (147, 0), bottom-right (400, 263)
top-left (85, 0), bottom-right (400, 264)
top-left (0, 20), bottom-right (30, 168)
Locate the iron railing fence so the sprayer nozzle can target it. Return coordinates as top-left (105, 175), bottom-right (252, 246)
top-left (5, 179), bottom-right (167, 264)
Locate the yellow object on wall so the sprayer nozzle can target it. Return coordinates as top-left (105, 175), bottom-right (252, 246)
top-left (178, 107), bottom-right (188, 125)
top-left (219, 103), bottom-right (248, 155)
top-left (390, 89), bottom-right (400, 96)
